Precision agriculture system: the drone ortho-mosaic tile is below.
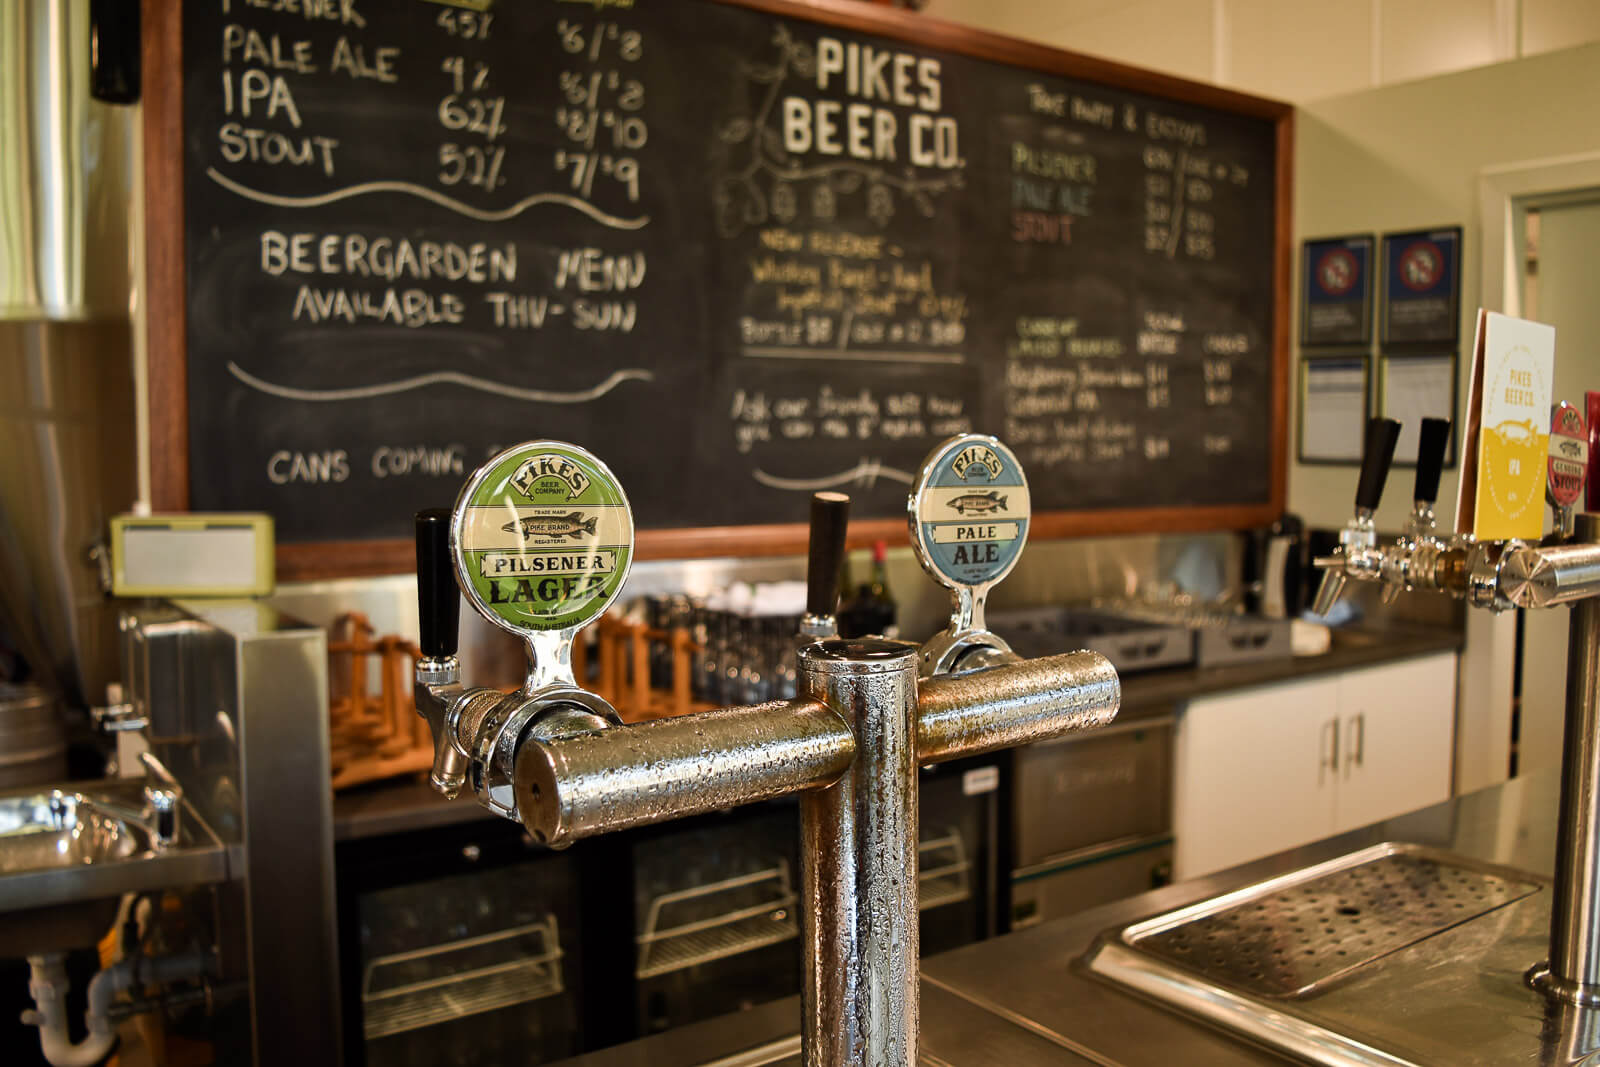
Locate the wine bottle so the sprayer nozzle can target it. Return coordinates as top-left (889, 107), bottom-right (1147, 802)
top-left (860, 541), bottom-right (898, 638)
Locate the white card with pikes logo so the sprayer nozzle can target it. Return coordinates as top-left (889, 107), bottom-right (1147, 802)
top-left (1455, 310), bottom-right (1554, 541)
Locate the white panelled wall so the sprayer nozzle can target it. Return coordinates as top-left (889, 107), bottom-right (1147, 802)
top-left (926, 0), bottom-right (1600, 104)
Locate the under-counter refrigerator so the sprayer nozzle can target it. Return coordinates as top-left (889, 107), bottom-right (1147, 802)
top-left (337, 754), bottom-right (1003, 1063)
top-left (338, 819), bottom-right (587, 1066)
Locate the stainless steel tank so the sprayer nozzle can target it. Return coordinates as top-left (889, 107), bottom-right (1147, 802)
top-left (0, 683), bottom-right (67, 788)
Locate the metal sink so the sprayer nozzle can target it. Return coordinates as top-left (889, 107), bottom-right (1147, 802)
top-left (0, 790), bottom-right (146, 872)
top-left (0, 780), bottom-right (229, 956)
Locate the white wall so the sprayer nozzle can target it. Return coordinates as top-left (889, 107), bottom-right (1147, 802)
top-left (1291, 48), bottom-right (1600, 527)
top-left (926, 0), bottom-right (1600, 103)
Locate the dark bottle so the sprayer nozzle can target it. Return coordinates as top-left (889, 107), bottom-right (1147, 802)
top-left (836, 551), bottom-right (864, 639)
top-left (840, 541), bottom-right (898, 638)
top-left (864, 540), bottom-right (898, 638)
top-left (836, 545), bottom-right (855, 627)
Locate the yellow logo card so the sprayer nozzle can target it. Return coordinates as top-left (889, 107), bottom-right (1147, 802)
top-left (1455, 310), bottom-right (1555, 541)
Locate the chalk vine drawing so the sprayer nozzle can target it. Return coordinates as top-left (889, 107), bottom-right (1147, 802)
top-left (711, 25), bottom-right (962, 238)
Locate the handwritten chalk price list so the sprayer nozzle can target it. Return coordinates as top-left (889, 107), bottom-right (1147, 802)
top-left (552, 19), bottom-right (646, 204)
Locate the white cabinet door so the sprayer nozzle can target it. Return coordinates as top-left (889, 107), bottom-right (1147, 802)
top-left (1333, 652), bottom-right (1456, 833)
top-left (1174, 675), bottom-right (1340, 880)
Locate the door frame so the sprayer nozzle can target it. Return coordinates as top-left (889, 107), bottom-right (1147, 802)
top-left (1479, 150), bottom-right (1600, 316)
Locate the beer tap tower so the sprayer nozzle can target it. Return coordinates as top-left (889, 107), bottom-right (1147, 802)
top-left (412, 435), bottom-right (1120, 1065)
top-left (1313, 415), bottom-right (1600, 1007)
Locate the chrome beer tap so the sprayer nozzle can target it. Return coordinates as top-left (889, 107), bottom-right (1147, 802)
top-left (412, 441), bottom-right (627, 820)
top-left (1309, 414), bottom-right (1559, 615)
top-left (1377, 416), bottom-right (1455, 603)
top-left (413, 437), bottom-right (1121, 1065)
top-left (1311, 417), bottom-right (1402, 615)
top-left (908, 434), bottom-right (1029, 677)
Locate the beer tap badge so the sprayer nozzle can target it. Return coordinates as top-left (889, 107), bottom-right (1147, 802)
top-left (451, 442), bottom-right (634, 635)
top-left (1548, 401), bottom-right (1588, 509)
top-left (911, 435), bottom-right (1031, 591)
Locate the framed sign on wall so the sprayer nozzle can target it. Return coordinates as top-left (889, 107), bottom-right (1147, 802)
top-left (1299, 356), bottom-right (1370, 465)
top-left (1381, 227), bottom-right (1462, 347)
top-left (1379, 352), bottom-right (1457, 468)
top-left (1300, 234), bottom-right (1374, 348)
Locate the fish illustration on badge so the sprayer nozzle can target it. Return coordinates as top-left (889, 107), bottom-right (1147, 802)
top-left (501, 512), bottom-right (599, 541)
top-left (909, 434), bottom-right (1031, 594)
top-left (947, 491), bottom-right (1008, 516)
top-left (451, 441), bottom-right (634, 636)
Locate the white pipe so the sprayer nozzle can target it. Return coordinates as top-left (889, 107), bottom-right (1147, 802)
top-left (24, 949), bottom-right (211, 1067)
top-left (129, 87), bottom-right (151, 516)
top-left (24, 953), bottom-right (116, 1067)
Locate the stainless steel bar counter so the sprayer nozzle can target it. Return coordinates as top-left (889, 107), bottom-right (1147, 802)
top-left (551, 767), bottom-right (1565, 1066)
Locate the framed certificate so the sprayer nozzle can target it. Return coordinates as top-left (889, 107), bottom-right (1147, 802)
top-left (1381, 227), bottom-right (1462, 346)
top-left (1301, 234), bottom-right (1374, 347)
top-left (1299, 356), bottom-right (1370, 465)
top-left (1378, 352), bottom-right (1457, 468)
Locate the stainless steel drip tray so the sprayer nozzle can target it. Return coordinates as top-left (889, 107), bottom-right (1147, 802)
top-left (1123, 844), bottom-right (1540, 998)
top-left (1084, 842), bottom-right (1562, 1066)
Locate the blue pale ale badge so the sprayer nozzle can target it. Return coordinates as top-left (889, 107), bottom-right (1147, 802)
top-left (909, 434), bottom-right (1031, 591)
top-left (451, 441), bottom-right (634, 635)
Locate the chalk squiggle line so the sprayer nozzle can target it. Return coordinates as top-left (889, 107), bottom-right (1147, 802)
top-left (227, 361), bottom-right (653, 403)
top-left (753, 460), bottom-right (913, 491)
top-left (205, 168), bottom-right (650, 229)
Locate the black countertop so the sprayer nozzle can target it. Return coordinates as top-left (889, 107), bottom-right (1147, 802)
top-left (333, 624), bottom-right (1464, 842)
top-left (1117, 621), bottom-right (1462, 716)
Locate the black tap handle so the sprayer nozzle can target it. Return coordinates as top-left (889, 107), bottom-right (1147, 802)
top-left (1413, 417), bottom-right (1451, 505)
top-left (1354, 417), bottom-right (1402, 513)
top-left (806, 492), bottom-right (851, 618)
top-left (415, 508), bottom-right (460, 659)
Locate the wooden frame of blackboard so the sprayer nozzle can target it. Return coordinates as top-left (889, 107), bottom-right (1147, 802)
top-left (142, 0), bottom-right (1293, 580)
top-left (1297, 355), bottom-right (1372, 466)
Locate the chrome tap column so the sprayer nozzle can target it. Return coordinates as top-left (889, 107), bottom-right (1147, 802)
top-left (800, 639), bottom-right (920, 1067)
top-left (1537, 512), bottom-right (1600, 1005)
top-left (414, 437), bottom-right (1120, 1062)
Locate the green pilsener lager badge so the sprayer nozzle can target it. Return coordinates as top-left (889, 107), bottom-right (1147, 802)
top-left (451, 441), bottom-right (634, 635)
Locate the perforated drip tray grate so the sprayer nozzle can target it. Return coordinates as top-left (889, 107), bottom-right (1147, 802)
top-left (1130, 848), bottom-right (1541, 998)
top-left (1083, 844), bottom-right (1571, 1065)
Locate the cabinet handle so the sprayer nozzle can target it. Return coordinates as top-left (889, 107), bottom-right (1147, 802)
top-left (1349, 712), bottom-right (1365, 769)
top-left (1319, 718), bottom-right (1340, 784)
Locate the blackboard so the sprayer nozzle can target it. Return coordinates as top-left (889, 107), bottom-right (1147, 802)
top-left (148, 0), bottom-right (1291, 577)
